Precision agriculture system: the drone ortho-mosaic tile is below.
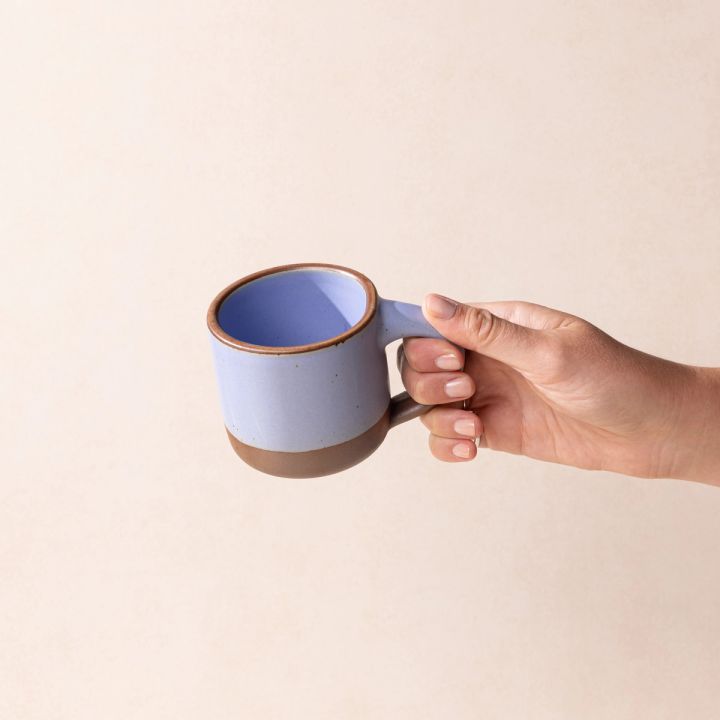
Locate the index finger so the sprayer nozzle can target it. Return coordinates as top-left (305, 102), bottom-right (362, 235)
top-left (399, 337), bottom-right (464, 372)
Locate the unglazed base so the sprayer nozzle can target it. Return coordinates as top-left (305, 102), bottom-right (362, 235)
top-left (225, 407), bottom-right (391, 478)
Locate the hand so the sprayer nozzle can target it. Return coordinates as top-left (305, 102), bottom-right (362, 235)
top-left (399, 294), bottom-right (720, 486)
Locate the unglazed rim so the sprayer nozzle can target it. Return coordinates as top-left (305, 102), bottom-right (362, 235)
top-left (207, 262), bottom-right (378, 354)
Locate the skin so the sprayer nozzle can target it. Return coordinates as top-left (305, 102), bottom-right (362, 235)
top-left (399, 294), bottom-right (720, 487)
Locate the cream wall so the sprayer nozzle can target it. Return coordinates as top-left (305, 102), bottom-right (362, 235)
top-left (2, 2), bottom-right (720, 718)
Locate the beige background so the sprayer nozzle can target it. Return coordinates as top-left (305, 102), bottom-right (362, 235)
top-left (2, 2), bottom-right (720, 718)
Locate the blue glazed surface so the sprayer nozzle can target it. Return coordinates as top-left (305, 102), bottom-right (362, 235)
top-left (217, 268), bottom-right (367, 347)
top-left (210, 268), bottom-right (444, 453)
top-left (210, 322), bottom-right (388, 451)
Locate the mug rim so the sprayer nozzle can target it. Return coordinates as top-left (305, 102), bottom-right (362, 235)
top-left (206, 262), bottom-right (378, 354)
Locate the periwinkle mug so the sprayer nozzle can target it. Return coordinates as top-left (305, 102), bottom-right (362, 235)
top-left (207, 262), bottom-right (448, 478)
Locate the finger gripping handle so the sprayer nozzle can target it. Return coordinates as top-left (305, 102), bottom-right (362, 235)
top-left (377, 298), bottom-right (447, 430)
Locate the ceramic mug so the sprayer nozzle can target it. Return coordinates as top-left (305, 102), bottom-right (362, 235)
top-left (207, 262), bottom-right (449, 478)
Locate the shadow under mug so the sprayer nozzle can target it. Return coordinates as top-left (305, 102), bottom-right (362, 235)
top-left (207, 262), bottom-right (448, 478)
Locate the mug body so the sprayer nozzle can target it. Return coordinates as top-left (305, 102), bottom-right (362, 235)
top-left (207, 264), bottom-right (391, 477)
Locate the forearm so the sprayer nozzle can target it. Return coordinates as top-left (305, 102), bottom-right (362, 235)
top-left (667, 367), bottom-right (720, 486)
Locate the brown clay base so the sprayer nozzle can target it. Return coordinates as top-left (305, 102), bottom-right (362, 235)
top-left (225, 407), bottom-right (391, 478)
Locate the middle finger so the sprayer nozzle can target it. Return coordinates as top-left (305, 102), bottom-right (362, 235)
top-left (400, 355), bottom-right (475, 405)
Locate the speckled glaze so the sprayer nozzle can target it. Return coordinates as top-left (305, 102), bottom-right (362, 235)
top-left (207, 263), bottom-right (444, 477)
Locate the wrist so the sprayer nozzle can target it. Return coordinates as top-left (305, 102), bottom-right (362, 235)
top-left (667, 366), bottom-right (720, 486)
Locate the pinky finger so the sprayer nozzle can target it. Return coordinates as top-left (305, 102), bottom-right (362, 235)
top-left (428, 434), bottom-right (478, 463)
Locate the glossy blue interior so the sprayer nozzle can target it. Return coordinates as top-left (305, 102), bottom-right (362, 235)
top-left (218, 269), bottom-right (369, 347)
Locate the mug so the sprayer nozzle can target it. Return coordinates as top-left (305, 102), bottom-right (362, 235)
top-left (206, 262), bottom-right (448, 478)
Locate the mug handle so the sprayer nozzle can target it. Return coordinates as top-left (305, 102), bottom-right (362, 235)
top-left (377, 298), bottom-right (463, 429)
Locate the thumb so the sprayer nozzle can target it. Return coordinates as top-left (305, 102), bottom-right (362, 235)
top-left (423, 293), bottom-right (546, 371)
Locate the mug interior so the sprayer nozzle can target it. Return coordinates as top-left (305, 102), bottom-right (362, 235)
top-left (217, 268), bottom-right (369, 347)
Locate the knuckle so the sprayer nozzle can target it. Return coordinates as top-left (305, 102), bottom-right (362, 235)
top-left (419, 409), bottom-right (436, 432)
top-left (421, 407), bottom-right (446, 432)
top-left (428, 435), bottom-right (449, 462)
top-left (465, 307), bottom-right (498, 347)
top-left (412, 375), bottom-right (435, 404)
top-left (400, 368), bottom-right (423, 402)
top-left (401, 337), bottom-right (419, 361)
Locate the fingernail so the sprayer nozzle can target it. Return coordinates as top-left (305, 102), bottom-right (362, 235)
top-left (452, 443), bottom-right (472, 459)
top-left (454, 418), bottom-right (477, 437)
top-left (425, 294), bottom-right (458, 319)
top-left (444, 376), bottom-right (473, 398)
top-left (435, 353), bottom-right (461, 370)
